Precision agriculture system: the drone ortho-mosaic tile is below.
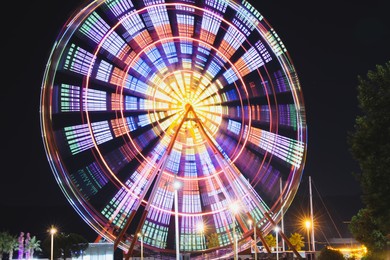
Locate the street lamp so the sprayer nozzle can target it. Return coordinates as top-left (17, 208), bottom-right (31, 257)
top-left (196, 222), bottom-right (205, 258)
top-left (305, 220), bottom-right (311, 252)
top-left (229, 202), bottom-right (240, 260)
top-left (196, 222), bottom-right (205, 249)
top-left (173, 178), bottom-right (182, 260)
top-left (49, 226), bottom-right (57, 260)
top-left (247, 219), bottom-right (257, 260)
top-left (137, 232), bottom-right (144, 260)
top-left (274, 226), bottom-right (280, 260)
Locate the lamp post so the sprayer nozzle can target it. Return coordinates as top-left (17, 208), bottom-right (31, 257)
top-left (196, 222), bottom-right (205, 250)
top-left (229, 202), bottom-right (240, 260)
top-left (49, 226), bottom-right (57, 260)
top-left (137, 233), bottom-right (144, 260)
top-left (247, 219), bottom-right (257, 260)
top-left (173, 178), bottom-right (182, 260)
top-left (305, 220), bottom-right (311, 252)
top-left (197, 222), bottom-right (205, 258)
top-left (233, 229), bottom-right (238, 260)
top-left (275, 226), bottom-right (280, 260)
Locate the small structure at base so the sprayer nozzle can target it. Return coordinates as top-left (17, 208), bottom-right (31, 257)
top-left (81, 242), bottom-right (114, 260)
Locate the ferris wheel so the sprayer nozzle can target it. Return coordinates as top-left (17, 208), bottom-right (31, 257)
top-left (40, 0), bottom-right (307, 258)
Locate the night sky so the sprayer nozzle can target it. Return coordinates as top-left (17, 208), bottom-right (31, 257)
top-left (1, 0), bottom-right (389, 249)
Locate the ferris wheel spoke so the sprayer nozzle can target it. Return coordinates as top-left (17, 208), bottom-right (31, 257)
top-left (122, 104), bottom-right (195, 253)
top-left (189, 106), bottom-right (274, 224)
top-left (110, 105), bottom-right (193, 249)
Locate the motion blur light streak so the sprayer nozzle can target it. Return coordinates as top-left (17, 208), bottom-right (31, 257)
top-left (40, 0), bottom-right (307, 256)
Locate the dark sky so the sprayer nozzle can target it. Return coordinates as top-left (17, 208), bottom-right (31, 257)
top-left (1, 0), bottom-right (389, 247)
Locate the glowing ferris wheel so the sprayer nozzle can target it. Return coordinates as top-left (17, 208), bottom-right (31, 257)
top-left (40, 0), bottom-right (307, 257)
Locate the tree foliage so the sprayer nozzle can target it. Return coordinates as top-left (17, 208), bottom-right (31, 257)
top-left (43, 232), bottom-right (89, 260)
top-left (0, 231), bottom-right (19, 260)
top-left (288, 232), bottom-right (305, 251)
top-left (347, 61), bottom-right (390, 255)
top-left (264, 233), bottom-right (276, 249)
top-left (25, 235), bottom-right (42, 259)
top-left (206, 232), bottom-right (220, 248)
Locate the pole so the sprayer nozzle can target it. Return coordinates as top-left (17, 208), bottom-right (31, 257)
top-left (230, 203), bottom-right (239, 260)
top-left (248, 220), bottom-right (257, 260)
top-left (275, 228), bottom-right (279, 260)
top-left (50, 233), bottom-right (54, 260)
top-left (309, 176), bottom-right (315, 252)
top-left (306, 225), bottom-right (311, 252)
top-left (280, 178), bottom-right (285, 252)
top-left (140, 233), bottom-right (144, 260)
top-left (200, 229), bottom-right (204, 259)
top-left (174, 187), bottom-right (180, 260)
top-left (200, 229), bottom-right (204, 258)
top-left (254, 223), bottom-right (257, 260)
top-left (233, 224), bottom-right (237, 260)
top-left (50, 226), bottom-right (56, 260)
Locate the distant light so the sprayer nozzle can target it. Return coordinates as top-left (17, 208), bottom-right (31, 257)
top-left (196, 222), bottom-right (205, 233)
top-left (229, 201), bottom-right (240, 214)
top-left (274, 226), bottom-right (280, 232)
top-left (173, 180), bottom-right (182, 190)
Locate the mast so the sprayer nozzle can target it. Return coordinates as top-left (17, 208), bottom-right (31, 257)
top-left (309, 176), bottom-right (315, 252)
top-left (280, 177), bottom-right (285, 251)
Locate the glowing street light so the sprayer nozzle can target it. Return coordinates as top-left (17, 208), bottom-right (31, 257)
top-left (49, 226), bottom-right (57, 260)
top-left (196, 222), bottom-right (204, 233)
top-left (229, 202), bottom-right (240, 260)
top-left (305, 220), bottom-right (311, 252)
top-left (196, 221), bottom-right (205, 248)
top-left (137, 232), bottom-right (144, 260)
top-left (173, 179), bottom-right (182, 190)
top-left (247, 219), bottom-right (257, 260)
top-left (274, 226), bottom-right (280, 260)
top-left (196, 222), bottom-right (205, 257)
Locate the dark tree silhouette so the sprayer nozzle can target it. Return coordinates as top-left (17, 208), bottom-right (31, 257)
top-left (348, 61), bottom-right (390, 259)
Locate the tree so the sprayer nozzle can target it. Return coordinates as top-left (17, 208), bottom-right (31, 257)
top-left (264, 233), bottom-right (276, 249)
top-left (317, 246), bottom-right (344, 260)
top-left (206, 232), bottom-right (220, 248)
top-left (0, 231), bottom-right (8, 260)
top-left (0, 231), bottom-right (19, 260)
top-left (25, 235), bottom-right (42, 259)
top-left (347, 61), bottom-right (390, 257)
top-left (4, 235), bottom-right (18, 260)
top-left (288, 232), bottom-right (305, 251)
top-left (43, 232), bottom-right (89, 260)
top-left (349, 209), bottom-right (387, 260)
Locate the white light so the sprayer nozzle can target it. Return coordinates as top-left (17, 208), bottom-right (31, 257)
top-left (173, 180), bottom-right (182, 190)
top-left (50, 227), bottom-right (57, 235)
top-left (229, 201), bottom-right (240, 214)
top-left (197, 222), bottom-right (204, 233)
top-left (305, 220), bottom-right (311, 229)
top-left (247, 219), bottom-right (253, 227)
